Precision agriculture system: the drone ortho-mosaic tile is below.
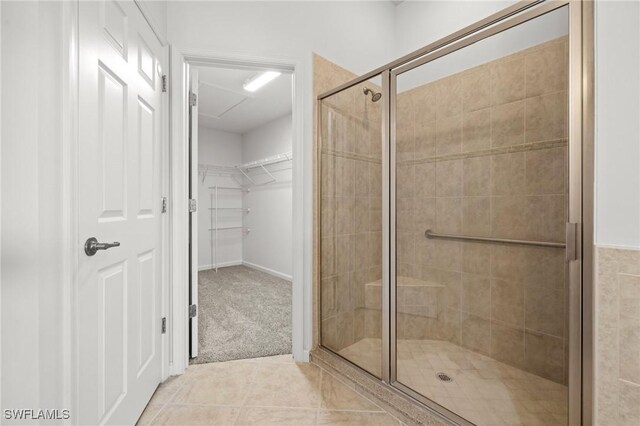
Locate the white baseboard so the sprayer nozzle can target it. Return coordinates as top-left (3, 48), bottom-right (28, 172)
top-left (198, 260), bottom-right (243, 271)
top-left (242, 261), bottom-right (292, 282)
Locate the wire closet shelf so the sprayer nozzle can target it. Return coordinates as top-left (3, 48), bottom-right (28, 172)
top-left (198, 151), bottom-right (292, 188)
top-left (200, 151), bottom-right (292, 272)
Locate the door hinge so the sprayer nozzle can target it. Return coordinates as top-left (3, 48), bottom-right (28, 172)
top-left (566, 222), bottom-right (579, 262)
top-left (189, 92), bottom-right (197, 107)
top-left (189, 198), bottom-right (197, 213)
top-left (161, 75), bottom-right (168, 92)
top-left (161, 317), bottom-right (167, 334)
top-left (161, 197), bottom-right (168, 213)
top-left (189, 304), bottom-right (197, 318)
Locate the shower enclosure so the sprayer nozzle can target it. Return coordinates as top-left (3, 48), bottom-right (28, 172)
top-left (318, 1), bottom-right (593, 425)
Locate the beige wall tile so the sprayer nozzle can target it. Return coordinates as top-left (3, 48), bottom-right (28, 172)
top-left (525, 195), bottom-right (566, 242)
top-left (525, 283), bottom-right (564, 337)
top-left (525, 91), bottom-right (566, 143)
top-left (524, 331), bottom-right (565, 383)
top-left (619, 274), bottom-right (640, 320)
top-left (463, 108), bottom-right (491, 153)
top-left (370, 163), bottom-right (382, 196)
top-left (491, 245), bottom-right (529, 282)
top-left (436, 197), bottom-right (462, 234)
top-left (491, 100), bottom-right (525, 147)
top-left (435, 159), bottom-right (463, 197)
top-left (525, 147), bottom-right (566, 195)
top-left (491, 57), bottom-right (525, 105)
top-left (396, 165), bottom-right (415, 199)
top-left (335, 311), bottom-right (355, 349)
top-left (321, 237), bottom-right (336, 277)
top-left (491, 278), bottom-right (524, 328)
top-left (462, 313), bottom-right (491, 355)
top-left (397, 232), bottom-right (417, 266)
top-left (413, 83), bottom-right (437, 123)
top-left (334, 156), bottom-right (355, 196)
top-left (436, 74), bottom-right (463, 119)
top-left (461, 242), bottom-right (491, 275)
top-left (354, 197), bottom-right (370, 234)
top-left (491, 196), bottom-right (528, 239)
top-left (336, 273), bottom-right (353, 313)
top-left (321, 196), bottom-right (335, 237)
top-left (491, 152), bottom-right (525, 196)
top-left (335, 196), bottom-right (355, 235)
top-left (415, 121), bottom-right (436, 158)
top-left (416, 236), bottom-right (436, 268)
top-left (354, 160), bottom-right (371, 197)
top-left (463, 66), bottom-right (491, 112)
top-left (396, 123), bottom-right (415, 162)
top-left (595, 247), bottom-right (640, 424)
top-left (436, 115), bottom-right (463, 155)
top-left (335, 235), bottom-right (354, 274)
top-left (369, 198), bottom-right (383, 232)
top-left (321, 276), bottom-right (337, 318)
top-left (462, 197), bottom-right (491, 236)
top-left (463, 156), bottom-right (491, 196)
top-left (461, 273), bottom-right (491, 318)
top-left (414, 197), bottom-right (436, 233)
top-left (525, 41), bottom-right (566, 98)
top-left (415, 162), bottom-right (436, 198)
top-left (432, 240), bottom-right (461, 271)
top-left (618, 380), bottom-right (640, 426)
top-left (619, 274), bottom-right (640, 385)
top-left (491, 322), bottom-right (525, 368)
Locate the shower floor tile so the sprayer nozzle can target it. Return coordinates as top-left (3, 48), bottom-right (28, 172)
top-left (338, 338), bottom-right (568, 426)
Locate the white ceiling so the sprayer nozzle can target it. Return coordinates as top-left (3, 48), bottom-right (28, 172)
top-left (195, 66), bottom-right (292, 135)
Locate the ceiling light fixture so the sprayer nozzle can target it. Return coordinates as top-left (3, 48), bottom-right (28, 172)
top-left (243, 71), bottom-right (281, 92)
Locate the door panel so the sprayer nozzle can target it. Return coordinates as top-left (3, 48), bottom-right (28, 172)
top-left (189, 69), bottom-right (199, 359)
top-left (391, 7), bottom-right (570, 425)
top-left (78, 1), bottom-right (164, 424)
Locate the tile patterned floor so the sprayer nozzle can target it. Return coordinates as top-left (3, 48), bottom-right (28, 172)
top-left (340, 339), bottom-right (568, 426)
top-left (137, 354), bottom-right (403, 426)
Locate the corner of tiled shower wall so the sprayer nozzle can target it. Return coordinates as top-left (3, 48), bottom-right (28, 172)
top-left (395, 36), bottom-right (570, 384)
top-left (315, 56), bottom-right (384, 353)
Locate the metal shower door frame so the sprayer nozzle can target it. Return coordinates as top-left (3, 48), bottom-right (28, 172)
top-left (317, 0), bottom-right (594, 424)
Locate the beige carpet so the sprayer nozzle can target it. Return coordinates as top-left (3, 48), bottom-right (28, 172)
top-left (191, 265), bottom-right (291, 364)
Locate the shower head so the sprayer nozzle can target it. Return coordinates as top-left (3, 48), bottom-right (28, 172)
top-left (363, 87), bottom-right (382, 102)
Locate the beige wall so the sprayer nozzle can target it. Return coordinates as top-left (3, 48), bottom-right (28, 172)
top-left (313, 54), bottom-right (360, 351)
top-left (395, 36), bottom-right (569, 384)
top-left (595, 247), bottom-right (640, 425)
top-left (317, 60), bottom-right (383, 353)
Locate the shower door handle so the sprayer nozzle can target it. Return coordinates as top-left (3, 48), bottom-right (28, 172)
top-left (565, 223), bottom-right (578, 262)
top-left (84, 237), bottom-right (121, 256)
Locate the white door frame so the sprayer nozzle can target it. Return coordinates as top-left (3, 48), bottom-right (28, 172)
top-left (60, 0), bottom-right (172, 417)
top-left (168, 48), bottom-right (308, 375)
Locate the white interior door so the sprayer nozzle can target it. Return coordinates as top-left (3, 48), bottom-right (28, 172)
top-left (189, 68), bottom-right (199, 359)
top-left (77, 1), bottom-right (164, 424)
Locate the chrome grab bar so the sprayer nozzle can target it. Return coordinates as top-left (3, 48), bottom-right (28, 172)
top-left (424, 229), bottom-right (566, 248)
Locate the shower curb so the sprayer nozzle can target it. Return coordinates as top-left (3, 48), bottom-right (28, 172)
top-left (310, 348), bottom-right (453, 426)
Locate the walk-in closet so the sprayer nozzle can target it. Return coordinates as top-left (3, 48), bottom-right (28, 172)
top-left (190, 65), bottom-right (293, 363)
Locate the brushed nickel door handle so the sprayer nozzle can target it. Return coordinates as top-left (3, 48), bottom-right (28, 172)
top-left (84, 237), bottom-right (121, 256)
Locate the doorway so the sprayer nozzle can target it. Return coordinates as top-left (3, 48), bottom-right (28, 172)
top-left (188, 63), bottom-right (294, 364)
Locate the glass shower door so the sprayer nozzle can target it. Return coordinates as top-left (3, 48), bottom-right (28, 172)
top-left (392, 6), bottom-right (570, 425)
top-left (319, 76), bottom-right (384, 378)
